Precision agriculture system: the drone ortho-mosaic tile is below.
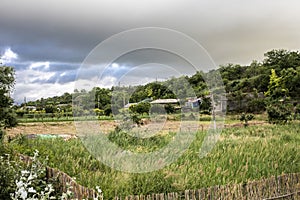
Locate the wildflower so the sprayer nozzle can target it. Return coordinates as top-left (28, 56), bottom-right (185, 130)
top-left (28, 187), bottom-right (36, 193)
top-left (16, 180), bottom-right (23, 188)
top-left (96, 186), bottom-right (102, 194)
top-left (20, 189), bottom-right (28, 200)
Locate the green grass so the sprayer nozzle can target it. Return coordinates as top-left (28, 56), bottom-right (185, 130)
top-left (8, 123), bottom-right (300, 199)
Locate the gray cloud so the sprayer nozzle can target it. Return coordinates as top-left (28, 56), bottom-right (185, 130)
top-left (1, 0), bottom-right (300, 102)
top-left (1, 0), bottom-right (299, 65)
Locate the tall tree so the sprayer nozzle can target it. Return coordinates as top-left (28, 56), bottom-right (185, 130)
top-left (263, 49), bottom-right (300, 71)
top-left (265, 69), bottom-right (291, 124)
top-left (0, 65), bottom-right (17, 129)
top-left (265, 69), bottom-right (288, 99)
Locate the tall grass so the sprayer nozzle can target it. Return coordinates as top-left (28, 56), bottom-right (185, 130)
top-left (9, 123), bottom-right (300, 199)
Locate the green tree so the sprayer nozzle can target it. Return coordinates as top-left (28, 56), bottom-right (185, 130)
top-left (129, 102), bottom-right (151, 115)
top-left (0, 65), bottom-right (17, 130)
top-left (281, 67), bottom-right (300, 98)
top-left (265, 69), bottom-right (292, 123)
top-left (265, 69), bottom-right (288, 99)
top-left (263, 49), bottom-right (300, 71)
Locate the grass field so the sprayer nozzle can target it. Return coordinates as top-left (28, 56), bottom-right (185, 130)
top-left (7, 122), bottom-right (300, 199)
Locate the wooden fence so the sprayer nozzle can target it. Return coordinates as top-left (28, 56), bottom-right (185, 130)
top-left (46, 167), bottom-right (101, 199)
top-left (19, 154), bottom-right (100, 199)
top-left (114, 173), bottom-right (300, 200)
top-left (19, 154), bottom-right (299, 199)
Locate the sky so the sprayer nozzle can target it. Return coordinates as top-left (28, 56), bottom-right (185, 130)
top-left (1, 0), bottom-right (300, 104)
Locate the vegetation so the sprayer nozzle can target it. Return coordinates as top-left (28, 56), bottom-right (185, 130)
top-left (239, 113), bottom-right (254, 127)
top-left (0, 148), bottom-right (102, 199)
top-left (0, 65), bottom-right (17, 129)
top-left (8, 124), bottom-right (300, 199)
top-left (2, 49), bottom-right (300, 198)
top-left (13, 49), bottom-right (300, 125)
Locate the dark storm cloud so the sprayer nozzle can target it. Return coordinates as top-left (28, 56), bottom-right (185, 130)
top-left (99, 49), bottom-right (198, 81)
top-left (0, 22), bottom-right (96, 63)
top-left (1, 0), bottom-right (300, 65)
top-left (1, 0), bottom-right (300, 102)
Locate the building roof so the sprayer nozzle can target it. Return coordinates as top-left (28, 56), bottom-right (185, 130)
top-left (124, 103), bottom-right (138, 108)
top-left (150, 99), bottom-right (179, 104)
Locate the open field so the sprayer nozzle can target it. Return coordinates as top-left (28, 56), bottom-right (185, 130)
top-left (7, 122), bottom-right (300, 199)
top-left (6, 114), bottom-right (268, 137)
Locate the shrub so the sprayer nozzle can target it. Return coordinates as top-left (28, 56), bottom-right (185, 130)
top-left (0, 146), bottom-right (103, 200)
top-left (266, 102), bottom-right (292, 124)
top-left (239, 113), bottom-right (254, 127)
top-left (247, 99), bottom-right (266, 113)
top-left (0, 154), bottom-right (20, 199)
top-left (129, 102), bottom-right (151, 115)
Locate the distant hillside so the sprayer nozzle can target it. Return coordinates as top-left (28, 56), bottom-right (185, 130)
top-left (19, 49), bottom-right (300, 114)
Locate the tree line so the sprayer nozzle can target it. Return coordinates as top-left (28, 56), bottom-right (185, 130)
top-left (1, 49), bottom-right (300, 126)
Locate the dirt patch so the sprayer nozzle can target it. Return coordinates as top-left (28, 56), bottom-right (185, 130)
top-left (6, 120), bottom-right (267, 138)
top-left (6, 121), bottom-right (117, 137)
top-left (6, 122), bottom-right (76, 137)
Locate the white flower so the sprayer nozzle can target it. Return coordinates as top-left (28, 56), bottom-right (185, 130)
top-left (21, 170), bottom-right (30, 175)
top-left (95, 186), bottom-right (102, 194)
top-left (67, 190), bottom-right (73, 196)
top-left (20, 189), bottom-right (28, 200)
top-left (28, 187), bottom-right (36, 193)
top-left (28, 174), bottom-right (35, 181)
top-left (16, 180), bottom-right (23, 188)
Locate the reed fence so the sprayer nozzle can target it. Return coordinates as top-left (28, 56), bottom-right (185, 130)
top-left (19, 155), bottom-right (299, 200)
top-left (46, 167), bottom-right (99, 199)
top-left (114, 173), bottom-right (300, 200)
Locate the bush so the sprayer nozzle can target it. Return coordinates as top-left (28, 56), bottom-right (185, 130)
top-left (0, 153), bottom-right (20, 199)
top-left (129, 102), bottom-right (151, 115)
top-left (266, 102), bottom-right (292, 124)
top-left (164, 104), bottom-right (176, 114)
top-left (3, 150), bottom-right (103, 200)
top-left (293, 104), bottom-right (300, 120)
top-left (247, 99), bottom-right (266, 113)
top-left (239, 113), bottom-right (254, 127)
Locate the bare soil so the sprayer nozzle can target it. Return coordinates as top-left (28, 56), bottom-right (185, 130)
top-left (6, 120), bottom-right (267, 137)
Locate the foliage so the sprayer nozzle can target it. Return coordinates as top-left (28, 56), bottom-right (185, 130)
top-left (94, 108), bottom-right (104, 116)
top-left (103, 104), bottom-right (112, 116)
top-left (129, 82), bottom-right (175, 103)
top-left (246, 98), bottom-right (266, 113)
top-left (164, 104), bottom-right (177, 114)
top-left (10, 150), bottom-right (58, 200)
top-left (0, 65), bottom-right (17, 128)
top-left (0, 153), bottom-right (20, 199)
top-left (13, 49), bottom-right (300, 116)
top-left (266, 102), bottom-right (292, 124)
top-left (265, 69), bottom-right (288, 99)
top-left (294, 104), bottom-right (300, 120)
top-left (108, 128), bottom-right (176, 153)
top-left (239, 113), bottom-right (254, 127)
top-left (0, 148), bottom-right (103, 200)
top-left (263, 49), bottom-right (300, 71)
top-left (9, 124), bottom-right (300, 199)
top-left (129, 102), bottom-right (151, 115)
top-left (264, 69), bottom-right (293, 124)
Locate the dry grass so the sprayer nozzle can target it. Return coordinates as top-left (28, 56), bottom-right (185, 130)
top-left (6, 119), bottom-right (266, 138)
